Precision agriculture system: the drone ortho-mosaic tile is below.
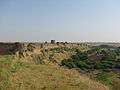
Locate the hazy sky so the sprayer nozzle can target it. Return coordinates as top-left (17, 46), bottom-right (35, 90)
top-left (0, 0), bottom-right (120, 42)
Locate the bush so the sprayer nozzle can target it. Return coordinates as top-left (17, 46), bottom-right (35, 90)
top-left (71, 50), bottom-right (88, 61)
top-left (61, 49), bottom-right (90, 70)
top-left (96, 72), bottom-right (113, 85)
top-left (95, 60), bottom-right (114, 70)
top-left (61, 59), bottom-right (76, 69)
top-left (50, 47), bottom-right (77, 53)
top-left (61, 47), bottom-right (120, 89)
top-left (75, 61), bottom-right (90, 70)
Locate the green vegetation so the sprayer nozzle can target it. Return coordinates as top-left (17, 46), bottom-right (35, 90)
top-left (50, 47), bottom-right (77, 53)
top-left (0, 55), bottom-right (108, 90)
top-left (8, 64), bottom-right (109, 90)
top-left (96, 72), bottom-right (113, 85)
top-left (0, 55), bottom-right (25, 90)
top-left (11, 61), bottom-right (25, 73)
top-left (0, 44), bottom-right (120, 90)
top-left (61, 49), bottom-right (91, 70)
top-left (0, 55), bottom-right (13, 90)
top-left (61, 46), bottom-right (120, 89)
top-left (61, 50), bottom-right (90, 70)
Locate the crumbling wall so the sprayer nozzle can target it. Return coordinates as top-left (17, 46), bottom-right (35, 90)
top-left (0, 42), bottom-right (22, 55)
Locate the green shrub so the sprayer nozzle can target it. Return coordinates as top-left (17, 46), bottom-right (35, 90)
top-left (50, 48), bottom-right (63, 53)
top-left (96, 72), bottom-right (113, 86)
top-left (61, 59), bottom-right (76, 69)
top-left (75, 61), bottom-right (90, 70)
top-left (61, 49), bottom-right (90, 70)
top-left (95, 60), bottom-right (114, 70)
top-left (61, 47), bottom-right (120, 89)
top-left (71, 50), bottom-right (88, 61)
top-left (50, 47), bottom-right (77, 53)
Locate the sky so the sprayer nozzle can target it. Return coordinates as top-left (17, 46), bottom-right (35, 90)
top-left (0, 0), bottom-right (120, 42)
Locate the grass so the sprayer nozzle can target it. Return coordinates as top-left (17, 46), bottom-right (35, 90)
top-left (8, 64), bottom-right (109, 90)
top-left (0, 55), bottom-right (25, 90)
top-left (112, 78), bottom-right (120, 90)
top-left (0, 53), bottom-right (109, 90)
top-left (0, 55), bottom-right (13, 90)
top-left (96, 72), bottom-right (113, 85)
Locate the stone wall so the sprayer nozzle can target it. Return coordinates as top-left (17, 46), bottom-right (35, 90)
top-left (0, 42), bottom-right (22, 55)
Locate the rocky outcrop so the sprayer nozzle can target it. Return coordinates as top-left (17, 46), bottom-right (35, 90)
top-left (0, 42), bottom-right (23, 55)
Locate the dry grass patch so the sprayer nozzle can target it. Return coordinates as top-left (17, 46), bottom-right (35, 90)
top-left (9, 64), bottom-right (109, 90)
